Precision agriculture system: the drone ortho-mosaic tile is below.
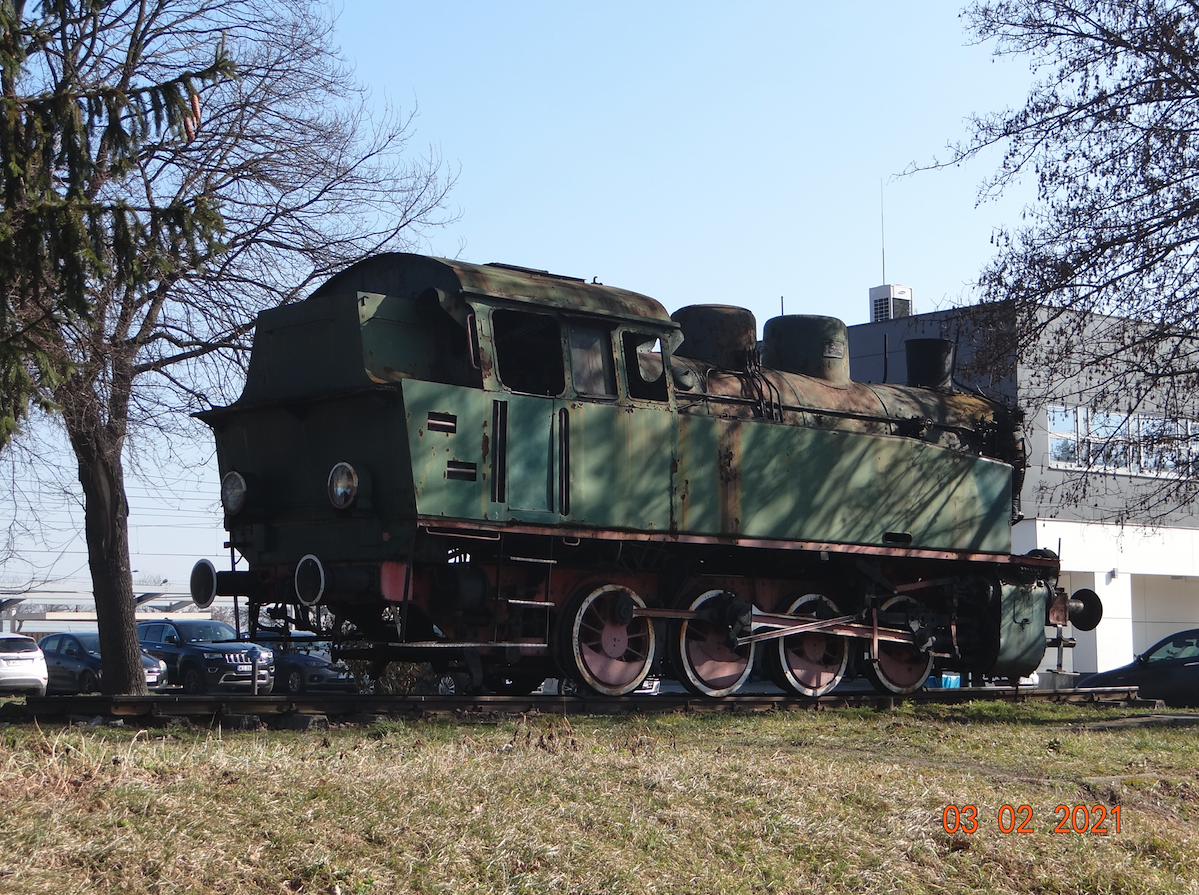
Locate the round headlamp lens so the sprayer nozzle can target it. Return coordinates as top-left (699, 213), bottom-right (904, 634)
top-left (328, 462), bottom-right (358, 509)
top-left (221, 471), bottom-right (248, 515)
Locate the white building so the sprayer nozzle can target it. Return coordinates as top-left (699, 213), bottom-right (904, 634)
top-left (849, 302), bottom-right (1199, 675)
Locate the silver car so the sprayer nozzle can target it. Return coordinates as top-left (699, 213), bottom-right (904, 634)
top-left (0, 634), bottom-right (48, 697)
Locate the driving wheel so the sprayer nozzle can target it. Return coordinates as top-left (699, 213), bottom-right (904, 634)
top-left (672, 590), bottom-right (756, 697)
top-left (863, 596), bottom-right (935, 695)
top-left (768, 593), bottom-right (849, 697)
top-left (561, 584), bottom-right (655, 696)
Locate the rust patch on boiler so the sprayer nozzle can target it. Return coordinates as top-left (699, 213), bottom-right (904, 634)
top-left (718, 419), bottom-right (742, 534)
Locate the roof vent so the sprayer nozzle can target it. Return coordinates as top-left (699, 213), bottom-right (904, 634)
top-left (869, 285), bottom-right (913, 322)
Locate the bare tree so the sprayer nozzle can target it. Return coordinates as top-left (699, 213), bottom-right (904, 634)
top-left (5, 0), bottom-right (455, 692)
top-left (934, 0), bottom-right (1199, 519)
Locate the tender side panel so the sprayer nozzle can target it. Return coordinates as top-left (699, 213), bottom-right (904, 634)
top-left (402, 380), bottom-right (678, 532)
top-left (674, 415), bottom-right (1012, 553)
top-left (503, 394), bottom-right (558, 520)
top-left (400, 381), bottom-right (1010, 552)
top-left (675, 413), bottom-right (720, 533)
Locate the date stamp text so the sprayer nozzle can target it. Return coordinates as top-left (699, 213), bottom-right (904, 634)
top-left (941, 804), bottom-right (1121, 834)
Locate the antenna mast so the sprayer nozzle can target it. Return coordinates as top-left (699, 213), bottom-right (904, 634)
top-left (880, 178), bottom-right (886, 284)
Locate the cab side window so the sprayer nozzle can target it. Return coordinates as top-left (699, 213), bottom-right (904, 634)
top-left (623, 332), bottom-right (668, 402)
top-left (492, 309), bottom-right (565, 396)
top-left (569, 325), bottom-right (617, 397)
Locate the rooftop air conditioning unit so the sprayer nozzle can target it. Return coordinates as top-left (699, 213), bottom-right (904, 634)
top-left (869, 284), bottom-right (913, 322)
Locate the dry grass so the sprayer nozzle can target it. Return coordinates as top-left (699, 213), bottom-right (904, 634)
top-left (1, 702), bottom-right (1197, 894)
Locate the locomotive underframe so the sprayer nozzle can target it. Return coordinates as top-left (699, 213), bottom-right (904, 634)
top-left (228, 519), bottom-right (1060, 698)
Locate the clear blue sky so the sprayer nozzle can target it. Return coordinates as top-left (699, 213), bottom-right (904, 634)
top-left (337, 0), bottom-right (1035, 329)
top-left (5, 1), bottom-right (1043, 603)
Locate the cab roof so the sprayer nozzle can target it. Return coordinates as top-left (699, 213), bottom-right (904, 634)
top-left (311, 252), bottom-right (676, 327)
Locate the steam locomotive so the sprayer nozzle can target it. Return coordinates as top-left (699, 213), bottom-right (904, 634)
top-left (190, 253), bottom-right (1101, 696)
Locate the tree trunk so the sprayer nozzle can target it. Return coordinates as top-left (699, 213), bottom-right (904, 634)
top-left (59, 368), bottom-right (148, 696)
top-left (75, 442), bottom-right (147, 695)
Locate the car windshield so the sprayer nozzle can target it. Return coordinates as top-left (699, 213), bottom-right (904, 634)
top-left (289, 642), bottom-right (330, 658)
top-left (1146, 632), bottom-right (1199, 663)
top-left (76, 633), bottom-right (102, 655)
top-left (178, 621), bottom-right (239, 644)
top-left (0, 638), bottom-right (37, 654)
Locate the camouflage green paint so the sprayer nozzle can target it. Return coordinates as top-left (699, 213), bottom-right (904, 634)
top-left (217, 253), bottom-right (1018, 562)
top-left (206, 391), bottom-right (415, 566)
top-left (566, 400), bottom-right (674, 531)
top-left (992, 582), bottom-right (1056, 676)
top-left (403, 380), bottom-right (495, 521)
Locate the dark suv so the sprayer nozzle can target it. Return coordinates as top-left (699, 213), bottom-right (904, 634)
top-left (136, 619), bottom-right (274, 694)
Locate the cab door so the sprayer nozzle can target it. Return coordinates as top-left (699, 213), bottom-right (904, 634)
top-left (488, 308), bottom-right (568, 522)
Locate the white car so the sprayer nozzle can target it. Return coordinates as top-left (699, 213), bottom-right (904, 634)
top-left (0, 634), bottom-right (48, 697)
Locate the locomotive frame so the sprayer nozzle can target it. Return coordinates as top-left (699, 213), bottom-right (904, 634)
top-left (191, 253), bottom-right (1100, 697)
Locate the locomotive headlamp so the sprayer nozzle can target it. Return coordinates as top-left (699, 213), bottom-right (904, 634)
top-left (221, 471), bottom-right (249, 515)
top-left (327, 462), bottom-right (359, 509)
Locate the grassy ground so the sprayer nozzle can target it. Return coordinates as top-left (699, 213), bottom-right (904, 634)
top-left (1, 702), bottom-right (1197, 894)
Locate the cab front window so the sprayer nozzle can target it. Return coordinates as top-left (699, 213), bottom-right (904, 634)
top-left (569, 324), bottom-right (617, 397)
top-left (623, 332), bottom-right (668, 402)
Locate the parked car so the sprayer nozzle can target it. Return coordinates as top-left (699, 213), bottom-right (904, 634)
top-left (40, 632), bottom-right (169, 694)
top-left (1078, 628), bottom-right (1199, 707)
top-left (273, 638), bottom-right (356, 695)
top-left (0, 634), bottom-right (48, 697)
top-left (136, 619), bottom-right (274, 694)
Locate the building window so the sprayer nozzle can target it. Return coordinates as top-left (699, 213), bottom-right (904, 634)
top-left (1046, 405), bottom-right (1193, 475)
top-left (1086, 411), bottom-right (1134, 471)
top-left (1141, 417), bottom-right (1191, 475)
top-left (1047, 406), bottom-right (1082, 466)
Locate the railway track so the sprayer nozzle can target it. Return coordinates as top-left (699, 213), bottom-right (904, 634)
top-left (9, 685), bottom-right (1150, 727)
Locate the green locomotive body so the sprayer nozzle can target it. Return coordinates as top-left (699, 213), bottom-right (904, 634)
top-left (192, 253), bottom-right (1099, 696)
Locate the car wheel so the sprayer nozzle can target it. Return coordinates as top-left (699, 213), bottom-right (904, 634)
top-left (285, 667), bottom-right (305, 695)
top-left (78, 670), bottom-right (97, 693)
top-left (181, 664), bottom-right (207, 695)
top-left (437, 671), bottom-right (472, 696)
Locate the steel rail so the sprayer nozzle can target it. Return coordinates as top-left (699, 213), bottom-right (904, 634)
top-left (11, 686), bottom-right (1152, 725)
